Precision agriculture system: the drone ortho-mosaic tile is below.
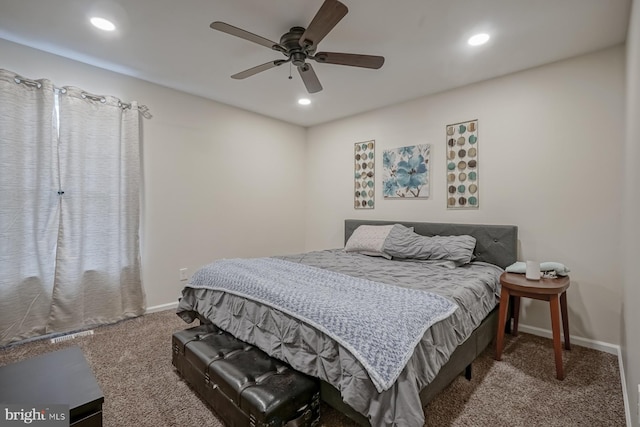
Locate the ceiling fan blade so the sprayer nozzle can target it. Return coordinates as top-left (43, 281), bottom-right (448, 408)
top-left (313, 52), bottom-right (385, 69)
top-left (299, 0), bottom-right (348, 49)
top-left (231, 60), bottom-right (286, 80)
top-left (211, 21), bottom-right (279, 50)
top-left (298, 63), bottom-right (323, 93)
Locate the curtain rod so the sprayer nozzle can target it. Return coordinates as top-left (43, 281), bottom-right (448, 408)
top-left (13, 74), bottom-right (152, 119)
top-left (13, 75), bottom-right (42, 89)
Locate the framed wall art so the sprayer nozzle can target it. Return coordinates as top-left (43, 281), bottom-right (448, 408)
top-left (382, 144), bottom-right (430, 199)
top-left (354, 140), bottom-right (375, 209)
top-left (446, 120), bottom-right (478, 209)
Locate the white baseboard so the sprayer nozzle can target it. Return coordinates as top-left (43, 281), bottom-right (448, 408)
top-left (518, 323), bottom-right (630, 426)
top-left (517, 323), bottom-right (618, 354)
top-left (618, 350), bottom-right (632, 427)
top-left (145, 301), bottom-right (178, 314)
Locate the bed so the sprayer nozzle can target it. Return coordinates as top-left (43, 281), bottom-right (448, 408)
top-left (176, 219), bottom-right (518, 426)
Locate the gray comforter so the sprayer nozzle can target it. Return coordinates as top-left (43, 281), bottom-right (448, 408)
top-left (187, 257), bottom-right (458, 392)
top-left (177, 249), bottom-right (502, 427)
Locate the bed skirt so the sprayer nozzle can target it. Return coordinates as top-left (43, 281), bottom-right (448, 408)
top-left (318, 305), bottom-right (500, 425)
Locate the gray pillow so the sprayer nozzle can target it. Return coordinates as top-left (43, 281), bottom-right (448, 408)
top-left (382, 224), bottom-right (476, 265)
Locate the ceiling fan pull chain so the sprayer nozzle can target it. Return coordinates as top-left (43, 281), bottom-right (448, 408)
top-left (289, 63), bottom-right (293, 80)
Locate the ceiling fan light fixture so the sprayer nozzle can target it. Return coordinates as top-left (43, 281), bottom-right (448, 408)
top-left (298, 98), bottom-right (311, 106)
top-left (468, 33), bottom-right (490, 46)
top-left (90, 17), bottom-right (116, 32)
top-left (209, 0), bottom-right (383, 94)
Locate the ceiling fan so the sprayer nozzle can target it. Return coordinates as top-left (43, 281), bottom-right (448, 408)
top-left (210, 0), bottom-right (385, 94)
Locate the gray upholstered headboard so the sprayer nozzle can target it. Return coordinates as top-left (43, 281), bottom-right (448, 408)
top-left (344, 219), bottom-right (518, 269)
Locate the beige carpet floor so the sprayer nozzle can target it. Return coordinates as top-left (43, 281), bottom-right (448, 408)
top-left (0, 310), bottom-right (626, 426)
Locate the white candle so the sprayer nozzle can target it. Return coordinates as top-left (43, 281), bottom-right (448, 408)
top-left (525, 261), bottom-right (541, 280)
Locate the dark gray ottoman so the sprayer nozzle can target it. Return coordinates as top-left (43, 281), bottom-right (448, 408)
top-left (172, 324), bottom-right (320, 427)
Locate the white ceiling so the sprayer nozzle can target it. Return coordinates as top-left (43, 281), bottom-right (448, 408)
top-left (0, 0), bottom-right (631, 127)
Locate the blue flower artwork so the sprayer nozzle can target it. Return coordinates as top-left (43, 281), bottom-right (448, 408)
top-left (382, 144), bottom-right (430, 198)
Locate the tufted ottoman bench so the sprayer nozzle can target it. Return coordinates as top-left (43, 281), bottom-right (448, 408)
top-left (172, 324), bottom-right (320, 427)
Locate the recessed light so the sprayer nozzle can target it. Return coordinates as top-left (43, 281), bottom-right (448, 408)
top-left (298, 98), bottom-right (311, 106)
top-left (468, 33), bottom-right (490, 46)
top-left (90, 17), bottom-right (116, 32)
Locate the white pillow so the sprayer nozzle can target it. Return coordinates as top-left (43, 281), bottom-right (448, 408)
top-left (344, 225), bottom-right (395, 259)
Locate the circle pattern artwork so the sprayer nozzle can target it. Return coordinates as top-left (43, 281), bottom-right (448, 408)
top-left (355, 141), bottom-right (375, 209)
top-left (446, 120), bottom-right (478, 209)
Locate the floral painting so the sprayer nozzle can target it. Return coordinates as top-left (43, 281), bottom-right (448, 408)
top-left (382, 144), bottom-right (430, 198)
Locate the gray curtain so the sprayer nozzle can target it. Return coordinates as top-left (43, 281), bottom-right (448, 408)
top-left (0, 70), bottom-right (144, 346)
top-left (48, 87), bottom-right (144, 332)
top-left (0, 70), bottom-right (58, 345)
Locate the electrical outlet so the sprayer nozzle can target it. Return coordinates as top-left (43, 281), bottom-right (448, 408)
top-left (179, 268), bottom-right (188, 281)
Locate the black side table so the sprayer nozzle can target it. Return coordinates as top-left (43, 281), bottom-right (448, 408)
top-left (0, 346), bottom-right (104, 426)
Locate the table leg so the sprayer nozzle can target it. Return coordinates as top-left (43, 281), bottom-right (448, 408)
top-left (495, 289), bottom-right (510, 361)
top-left (560, 291), bottom-right (570, 350)
top-left (549, 294), bottom-right (565, 380)
top-left (512, 296), bottom-right (521, 337)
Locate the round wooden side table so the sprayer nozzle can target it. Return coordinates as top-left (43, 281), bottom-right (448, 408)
top-left (495, 272), bottom-right (571, 380)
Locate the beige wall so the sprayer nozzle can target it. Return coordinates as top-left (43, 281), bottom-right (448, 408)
top-left (0, 38), bottom-right (308, 308)
top-left (0, 38), bottom-right (629, 350)
top-left (623, 0), bottom-right (640, 424)
top-left (305, 46), bottom-right (626, 346)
